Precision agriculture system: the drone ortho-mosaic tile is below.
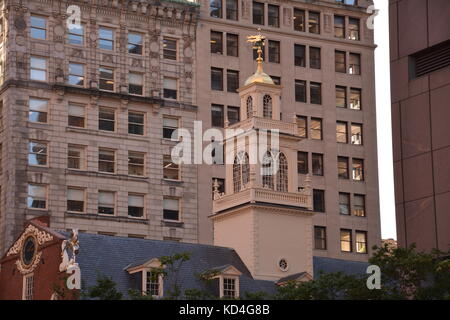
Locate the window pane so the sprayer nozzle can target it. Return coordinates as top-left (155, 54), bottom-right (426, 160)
top-left (294, 9), bottom-right (305, 31)
top-left (163, 155), bottom-right (179, 180)
top-left (226, 34), bottom-right (238, 56)
top-left (211, 104), bottom-right (224, 127)
top-left (211, 68), bottom-right (223, 91)
top-left (348, 18), bottom-right (360, 40)
top-left (210, 0), bottom-right (222, 18)
top-left (352, 158), bottom-right (364, 181)
top-left (29, 99), bottom-right (48, 123)
top-left (309, 47), bottom-right (321, 69)
top-left (163, 38), bottom-right (177, 60)
top-left (211, 31), bottom-right (223, 54)
top-left (310, 82), bottom-right (322, 104)
top-left (314, 226), bottom-right (326, 250)
top-left (350, 88), bottom-right (362, 110)
top-left (227, 70), bottom-right (239, 93)
top-left (297, 151), bottom-right (308, 174)
top-left (334, 15), bottom-right (345, 38)
top-left (349, 53), bottom-right (361, 75)
top-left (309, 11), bottom-right (320, 34)
top-left (28, 184), bottom-right (47, 209)
top-left (353, 194), bottom-right (366, 217)
top-left (268, 5), bottom-right (279, 27)
top-left (340, 229), bottom-right (352, 252)
top-left (297, 116), bottom-right (307, 138)
top-left (335, 51), bottom-right (346, 73)
top-left (295, 80), bottom-right (306, 102)
top-left (311, 118), bottom-right (322, 140)
top-left (339, 193), bottom-right (350, 215)
top-left (336, 122), bottom-right (348, 143)
top-left (356, 231), bottom-right (367, 253)
top-left (253, 2), bottom-right (264, 25)
top-left (268, 40), bottom-right (280, 63)
top-left (227, 106), bottom-right (240, 125)
top-left (313, 189), bottom-right (325, 212)
top-left (294, 44), bottom-right (305, 67)
top-left (351, 123), bottom-right (363, 145)
top-left (336, 86), bottom-right (347, 108)
top-left (338, 156), bottom-right (349, 179)
top-left (163, 78), bottom-right (177, 99)
top-left (312, 153), bottom-right (323, 176)
top-left (226, 0), bottom-right (238, 20)
top-left (163, 198), bottom-right (179, 220)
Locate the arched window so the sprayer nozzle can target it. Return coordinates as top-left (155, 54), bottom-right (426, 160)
top-left (262, 151), bottom-right (274, 189)
top-left (246, 96), bottom-right (253, 119)
top-left (276, 152), bottom-right (288, 192)
top-left (233, 157), bottom-right (241, 193)
top-left (263, 94), bottom-right (272, 118)
top-left (233, 152), bottom-right (250, 192)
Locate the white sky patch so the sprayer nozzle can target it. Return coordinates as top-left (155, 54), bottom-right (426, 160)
top-left (373, 0), bottom-right (396, 240)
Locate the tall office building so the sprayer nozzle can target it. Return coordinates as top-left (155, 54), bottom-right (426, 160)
top-left (0, 0), bottom-right (201, 254)
top-left (197, 0), bottom-right (380, 262)
top-left (389, 0), bottom-right (450, 252)
top-left (0, 0), bottom-right (381, 263)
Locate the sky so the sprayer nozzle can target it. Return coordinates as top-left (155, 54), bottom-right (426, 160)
top-left (373, 0), bottom-right (396, 240)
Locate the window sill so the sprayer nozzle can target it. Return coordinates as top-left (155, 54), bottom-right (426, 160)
top-left (162, 179), bottom-right (183, 184)
top-left (162, 220), bottom-right (184, 228)
top-left (65, 212), bottom-right (149, 224)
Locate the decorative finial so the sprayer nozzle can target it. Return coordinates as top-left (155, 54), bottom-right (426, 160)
top-left (247, 28), bottom-right (266, 74)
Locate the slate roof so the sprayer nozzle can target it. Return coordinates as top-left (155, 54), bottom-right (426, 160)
top-left (313, 256), bottom-right (369, 276)
top-left (62, 232), bottom-right (277, 298)
top-left (60, 232), bottom-right (369, 299)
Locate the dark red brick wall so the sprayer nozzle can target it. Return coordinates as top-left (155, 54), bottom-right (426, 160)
top-left (0, 240), bottom-right (78, 300)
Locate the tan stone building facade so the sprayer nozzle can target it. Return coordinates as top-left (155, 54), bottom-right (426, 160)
top-left (0, 0), bottom-right (201, 253)
top-left (197, 0), bottom-right (380, 262)
top-left (0, 0), bottom-right (381, 263)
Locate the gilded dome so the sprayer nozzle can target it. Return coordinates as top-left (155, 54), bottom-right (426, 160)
top-left (244, 69), bottom-right (274, 85)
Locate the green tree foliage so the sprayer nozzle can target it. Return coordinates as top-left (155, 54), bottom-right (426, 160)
top-left (86, 274), bottom-right (123, 300)
top-left (274, 244), bottom-right (450, 300)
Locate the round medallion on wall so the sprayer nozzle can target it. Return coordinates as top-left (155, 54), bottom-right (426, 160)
top-left (21, 236), bottom-right (37, 266)
top-left (278, 258), bottom-right (289, 272)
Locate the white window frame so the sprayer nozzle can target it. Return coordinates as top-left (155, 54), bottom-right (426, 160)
top-left (30, 56), bottom-right (47, 81)
top-left (22, 273), bottom-right (34, 300)
top-left (220, 276), bottom-right (239, 299)
top-left (27, 184), bottom-right (48, 210)
top-left (67, 187), bottom-right (86, 213)
top-left (143, 270), bottom-right (164, 298)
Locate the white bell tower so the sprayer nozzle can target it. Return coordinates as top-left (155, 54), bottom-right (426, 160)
top-left (211, 33), bottom-right (315, 281)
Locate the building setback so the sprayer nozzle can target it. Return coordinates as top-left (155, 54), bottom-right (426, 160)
top-left (0, 0), bottom-right (381, 264)
top-left (389, 0), bottom-right (450, 252)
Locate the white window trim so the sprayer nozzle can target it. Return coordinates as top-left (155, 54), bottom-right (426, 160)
top-left (22, 273), bottom-right (34, 300)
top-left (142, 270), bottom-right (164, 298)
top-left (219, 275), bottom-right (239, 299)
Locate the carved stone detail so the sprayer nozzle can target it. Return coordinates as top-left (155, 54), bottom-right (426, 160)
top-left (7, 224), bottom-right (54, 256)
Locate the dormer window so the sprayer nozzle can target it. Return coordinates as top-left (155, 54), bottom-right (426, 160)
top-left (145, 271), bottom-right (163, 297)
top-left (206, 265), bottom-right (241, 299)
top-left (125, 258), bottom-right (164, 299)
top-left (222, 277), bottom-right (237, 298)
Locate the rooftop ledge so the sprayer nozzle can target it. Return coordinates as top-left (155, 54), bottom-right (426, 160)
top-left (161, 0), bottom-right (200, 7)
top-left (227, 117), bottom-right (300, 137)
top-left (213, 187), bottom-right (312, 214)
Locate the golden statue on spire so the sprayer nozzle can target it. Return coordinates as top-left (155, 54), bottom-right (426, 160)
top-left (245, 29), bottom-right (274, 85)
